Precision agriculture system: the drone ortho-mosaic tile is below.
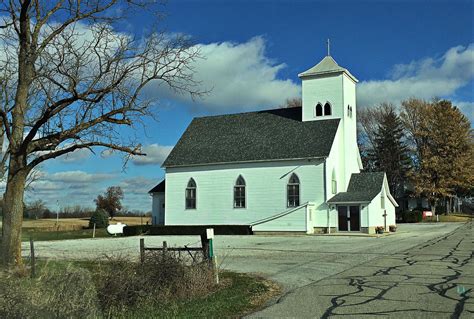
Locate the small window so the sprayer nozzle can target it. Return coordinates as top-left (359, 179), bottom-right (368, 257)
top-left (331, 169), bottom-right (337, 194)
top-left (185, 178), bottom-right (196, 209)
top-left (315, 103), bottom-right (323, 117)
top-left (324, 102), bottom-right (332, 116)
top-left (234, 175), bottom-right (246, 208)
top-left (347, 105), bottom-right (353, 118)
top-left (287, 173), bottom-right (300, 207)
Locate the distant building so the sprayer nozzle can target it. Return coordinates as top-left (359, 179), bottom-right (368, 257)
top-left (150, 53), bottom-right (398, 234)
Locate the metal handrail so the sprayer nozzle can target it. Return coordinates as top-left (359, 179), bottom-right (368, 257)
top-left (249, 202), bottom-right (310, 226)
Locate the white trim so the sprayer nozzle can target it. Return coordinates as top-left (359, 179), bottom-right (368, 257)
top-left (163, 156), bottom-right (327, 169)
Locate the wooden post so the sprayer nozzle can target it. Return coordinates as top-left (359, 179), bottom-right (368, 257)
top-left (30, 238), bottom-right (36, 278)
top-left (163, 241), bottom-right (168, 259)
top-left (140, 238), bottom-right (145, 263)
top-left (200, 234), bottom-right (210, 262)
top-left (213, 255), bottom-right (219, 284)
top-left (92, 222), bottom-right (96, 238)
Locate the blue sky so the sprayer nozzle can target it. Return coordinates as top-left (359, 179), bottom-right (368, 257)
top-left (20, 0), bottom-right (473, 212)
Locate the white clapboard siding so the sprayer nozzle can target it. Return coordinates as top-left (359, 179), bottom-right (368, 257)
top-left (165, 159), bottom-right (325, 229)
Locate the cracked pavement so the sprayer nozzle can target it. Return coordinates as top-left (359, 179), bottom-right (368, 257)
top-left (251, 221), bottom-right (473, 318)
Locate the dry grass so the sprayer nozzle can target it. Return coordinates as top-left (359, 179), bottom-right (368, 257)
top-left (23, 216), bottom-right (151, 231)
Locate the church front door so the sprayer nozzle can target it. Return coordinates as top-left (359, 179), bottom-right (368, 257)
top-left (337, 205), bottom-right (361, 231)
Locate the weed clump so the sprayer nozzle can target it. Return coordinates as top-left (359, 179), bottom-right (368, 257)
top-left (0, 263), bottom-right (100, 319)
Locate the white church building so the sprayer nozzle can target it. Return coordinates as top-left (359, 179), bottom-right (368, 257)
top-left (150, 54), bottom-right (398, 234)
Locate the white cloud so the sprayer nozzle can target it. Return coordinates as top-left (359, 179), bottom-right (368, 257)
top-left (149, 36), bottom-right (301, 112)
top-left (119, 176), bottom-right (157, 195)
top-left (56, 148), bottom-right (92, 163)
top-left (453, 101), bottom-right (474, 123)
top-left (132, 144), bottom-right (173, 166)
top-left (46, 170), bottom-right (115, 183)
top-left (358, 44), bottom-right (474, 108)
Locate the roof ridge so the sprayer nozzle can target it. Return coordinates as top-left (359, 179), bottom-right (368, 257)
top-left (194, 106), bottom-right (303, 120)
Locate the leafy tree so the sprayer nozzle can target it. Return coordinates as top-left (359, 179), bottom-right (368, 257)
top-left (367, 105), bottom-right (412, 198)
top-left (95, 186), bottom-right (124, 219)
top-left (0, 1), bottom-right (202, 266)
top-left (401, 99), bottom-right (473, 214)
top-left (89, 209), bottom-right (109, 229)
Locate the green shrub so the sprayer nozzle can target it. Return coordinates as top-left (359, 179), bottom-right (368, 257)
top-left (89, 209), bottom-right (109, 229)
top-left (93, 253), bottom-right (214, 316)
top-left (401, 210), bottom-right (423, 223)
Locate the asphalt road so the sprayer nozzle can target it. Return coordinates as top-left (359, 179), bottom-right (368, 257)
top-left (251, 221), bottom-right (473, 318)
top-left (23, 222), bottom-right (472, 318)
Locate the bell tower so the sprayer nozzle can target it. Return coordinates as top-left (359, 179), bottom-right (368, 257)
top-left (298, 45), bottom-right (361, 188)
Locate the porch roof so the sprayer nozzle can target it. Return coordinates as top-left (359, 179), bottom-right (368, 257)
top-left (327, 172), bottom-right (385, 204)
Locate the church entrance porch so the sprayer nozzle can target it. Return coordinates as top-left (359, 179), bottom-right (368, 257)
top-left (337, 205), bottom-right (360, 232)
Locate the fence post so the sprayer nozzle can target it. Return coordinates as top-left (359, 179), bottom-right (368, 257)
top-left (140, 238), bottom-right (145, 263)
top-left (30, 238), bottom-right (36, 278)
top-left (92, 222), bottom-right (96, 238)
top-left (162, 241), bottom-right (168, 258)
top-left (200, 233), bottom-right (210, 262)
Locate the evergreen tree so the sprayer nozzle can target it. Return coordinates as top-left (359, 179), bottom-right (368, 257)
top-left (368, 106), bottom-right (412, 198)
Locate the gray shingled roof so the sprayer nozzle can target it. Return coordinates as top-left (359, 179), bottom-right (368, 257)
top-left (327, 172), bottom-right (385, 203)
top-left (149, 180), bottom-right (165, 193)
top-left (298, 56), bottom-right (358, 82)
top-left (163, 107), bottom-right (340, 167)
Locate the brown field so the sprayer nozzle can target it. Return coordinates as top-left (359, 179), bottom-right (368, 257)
top-left (23, 216), bottom-right (151, 231)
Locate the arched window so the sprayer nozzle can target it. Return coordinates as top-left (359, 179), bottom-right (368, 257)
top-left (287, 173), bottom-right (300, 207)
top-left (315, 103), bottom-right (323, 117)
top-left (185, 178), bottom-right (196, 209)
top-left (331, 169), bottom-right (337, 194)
top-left (234, 175), bottom-right (246, 208)
top-left (324, 102), bottom-right (332, 116)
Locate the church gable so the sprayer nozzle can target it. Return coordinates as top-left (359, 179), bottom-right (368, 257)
top-left (163, 107), bottom-right (340, 167)
top-left (327, 172), bottom-right (385, 204)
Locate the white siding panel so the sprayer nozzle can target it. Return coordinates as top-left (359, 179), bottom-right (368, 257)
top-left (165, 160), bottom-right (325, 229)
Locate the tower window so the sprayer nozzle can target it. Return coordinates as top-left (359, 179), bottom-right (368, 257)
top-left (185, 178), bottom-right (196, 209)
top-left (324, 102), bottom-right (332, 116)
top-left (287, 173), bottom-right (300, 207)
top-left (315, 103), bottom-right (323, 117)
top-left (331, 169), bottom-right (337, 194)
top-left (234, 175), bottom-right (246, 208)
top-left (381, 189), bottom-right (385, 209)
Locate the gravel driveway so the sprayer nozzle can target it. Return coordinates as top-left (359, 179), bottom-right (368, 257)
top-left (23, 223), bottom-right (464, 292)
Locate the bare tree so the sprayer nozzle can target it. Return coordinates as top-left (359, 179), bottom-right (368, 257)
top-left (279, 97), bottom-right (302, 108)
top-left (0, 1), bottom-right (203, 266)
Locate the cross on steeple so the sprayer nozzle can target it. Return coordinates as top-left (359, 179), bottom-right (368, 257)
top-left (327, 39), bottom-right (330, 56)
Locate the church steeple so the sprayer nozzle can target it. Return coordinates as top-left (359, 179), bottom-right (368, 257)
top-left (298, 55), bottom-right (358, 82)
top-left (298, 52), bottom-right (358, 123)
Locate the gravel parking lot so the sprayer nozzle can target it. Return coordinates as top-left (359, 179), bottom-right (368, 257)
top-left (25, 223), bottom-right (464, 291)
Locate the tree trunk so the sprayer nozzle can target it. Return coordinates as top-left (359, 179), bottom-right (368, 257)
top-left (0, 156), bottom-right (28, 266)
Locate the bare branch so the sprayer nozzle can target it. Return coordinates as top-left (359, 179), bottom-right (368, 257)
top-left (27, 141), bottom-right (144, 169)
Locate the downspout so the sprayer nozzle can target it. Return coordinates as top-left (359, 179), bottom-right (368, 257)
top-left (323, 158), bottom-right (330, 234)
top-left (367, 204), bottom-right (370, 234)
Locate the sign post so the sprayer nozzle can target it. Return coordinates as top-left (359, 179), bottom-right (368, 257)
top-left (206, 228), bottom-right (219, 284)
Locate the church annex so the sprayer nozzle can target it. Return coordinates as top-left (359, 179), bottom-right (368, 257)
top-left (150, 53), bottom-right (398, 234)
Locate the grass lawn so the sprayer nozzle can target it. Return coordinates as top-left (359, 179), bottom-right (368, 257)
top-left (130, 271), bottom-right (280, 318)
top-left (21, 227), bottom-right (110, 241)
top-left (0, 216), bottom-right (151, 242)
top-left (422, 213), bottom-right (473, 223)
